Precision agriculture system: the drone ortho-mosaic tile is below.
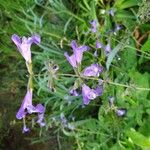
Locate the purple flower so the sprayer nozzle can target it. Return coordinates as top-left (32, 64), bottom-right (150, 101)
top-left (115, 24), bottom-right (122, 31)
top-left (71, 40), bottom-right (89, 64)
top-left (108, 9), bottom-right (114, 16)
top-left (94, 50), bottom-right (98, 57)
top-left (113, 24), bottom-right (122, 35)
top-left (70, 89), bottom-right (79, 96)
top-left (16, 89), bottom-right (33, 119)
top-left (22, 124), bottom-right (30, 133)
top-left (60, 113), bottom-right (68, 127)
top-left (16, 89), bottom-right (45, 120)
top-left (96, 40), bottom-right (103, 49)
top-left (37, 113), bottom-right (46, 127)
top-left (11, 34), bottom-right (41, 63)
top-left (82, 84), bottom-right (103, 105)
top-left (64, 40), bottom-right (89, 68)
top-left (64, 52), bottom-right (77, 68)
top-left (104, 43), bottom-right (111, 55)
top-left (90, 20), bottom-right (97, 33)
top-left (83, 64), bottom-right (103, 77)
top-left (22, 117), bottom-right (30, 133)
top-left (116, 108), bottom-right (127, 117)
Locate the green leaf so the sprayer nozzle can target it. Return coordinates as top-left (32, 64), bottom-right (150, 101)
top-left (129, 71), bottom-right (149, 99)
top-left (115, 10), bottom-right (135, 19)
top-left (120, 39), bottom-right (137, 71)
top-left (126, 128), bottom-right (150, 147)
top-left (141, 35), bottom-right (150, 52)
top-left (119, 0), bottom-right (139, 9)
top-left (106, 43), bottom-right (122, 70)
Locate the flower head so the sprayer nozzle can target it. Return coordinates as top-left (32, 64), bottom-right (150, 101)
top-left (64, 52), bottom-right (77, 68)
top-left (104, 43), bottom-right (111, 55)
top-left (90, 20), bottom-right (97, 33)
top-left (113, 24), bottom-right (122, 35)
top-left (16, 89), bottom-right (33, 119)
top-left (108, 9), bottom-right (114, 16)
top-left (82, 84), bottom-right (103, 105)
top-left (16, 89), bottom-right (45, 120)
top-left (83, 64), bottom-right (103, 77)
top-left (70, 89), bottom-right (79, 96)
top-left (22, 124), bottom-right (30, 133)
top-left (11, 34), bottom-right (41, 63)
top-left (96, 40), bottom-right (103, 49)
top-left (64, 40), bottom-right (89, 68)
top-left (116, 108), bottom-right (127, 117)
top-left (37, 113), bottom-right (46, 127)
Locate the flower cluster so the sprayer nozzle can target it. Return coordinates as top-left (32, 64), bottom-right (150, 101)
top-left (12, 34), bottom-right (45, 133)
top-left (64, 39), bottom-right (103, 105)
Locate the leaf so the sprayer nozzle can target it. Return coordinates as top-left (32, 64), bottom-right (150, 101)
top-left (141, 35), bottom-right (150, 52)
top-left (119, 0), bottom-right (140, 9)
top-left (115, 10), bottom-right (135, 19)
top-left (129, 71), bottom-right (149, 99)
top-left (126, 128), bottom-right (150, 148)
top-left (120, 39), bottom-right (137, 71)
top-left (106, 43), bottom-right (122, 70)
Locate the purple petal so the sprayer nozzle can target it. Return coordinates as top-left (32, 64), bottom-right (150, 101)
top-left (115, 24), bottom-right (122, 31)
top-left (27, 103), bottom-right (45, 114)
top-left (26, 105), bottom-right (36, 114)
top-left (16, 108), bottom-right (27, 120)
top-left (70, 89), bottom-right (79, 96)
top-left (116, 108), bottom-right (127, 117)
top-left (11, 34), bottom-right (21, 46)
top-left (35, 104), bottom-right (45, 113)
top-left (16, 89), bottom-right (33, 119)
top-left (104, 44), bottom-right (111, 54)
top-left (11, 34), bottom-right (40, 63)
top-left (64, 52), bottom-right (77, 68)
top-left (22, 124), bottom-right (30, 133)
top-left (94, 50), bottom-right (98, 57)
top-left (74, 45), bottom-right (89, 64)
top-left (96, 40), bottom-right (103, 49)
top-left (83, 64), bottom-right (103, 77)
top-left (94, 86), bottom-right (103, 96)
top-left (60, 113), bottom-right (67, 125)
top-left (108, 9), bottom-right (114, 16)
top-left (31, 34), bottom-right (41, 44)
top-left (90, 20), bottom-right (97, 33)
top-left (82, 84), bottom-right (103, 105)
top-left (37, 113), bottom-right (46, 127)
top-left (71, 40), bottom-right (78, 50)
top-left (83, 95), bottom-right (90, 105)
top-left (82, 84), bottom-right (96, 105)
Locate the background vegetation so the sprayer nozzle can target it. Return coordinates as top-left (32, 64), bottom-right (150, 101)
top-left (0, 0), bottom-right (150, 149)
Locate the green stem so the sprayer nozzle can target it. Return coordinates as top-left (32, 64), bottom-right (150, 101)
top-left (57, 73), bottom-right (150, 91)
